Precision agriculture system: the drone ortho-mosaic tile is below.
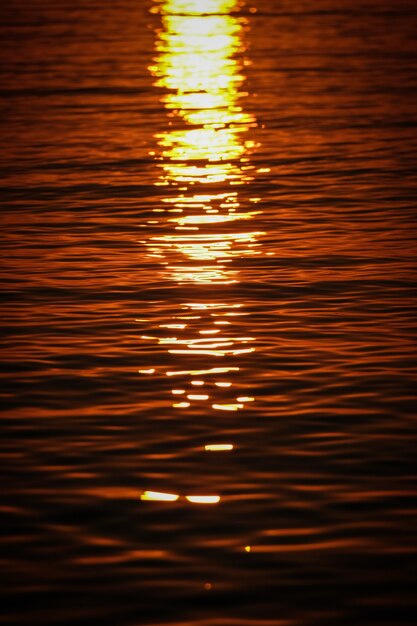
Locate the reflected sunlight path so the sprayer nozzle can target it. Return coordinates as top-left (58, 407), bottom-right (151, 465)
top-left (140, 0), bottom-right (264, 504)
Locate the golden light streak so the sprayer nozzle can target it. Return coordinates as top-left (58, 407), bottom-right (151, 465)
top-left (174, 315), bottom-right (201, 319)
top-left (140, 490), bottom-right (221, 505)
top-left (205, 444), bottom-right (234, 451)
top-left (185, 495), bottom-right (221, 504)
top-left (170, 211), bottom-right (260, 226)
top-left (161, 336), bottom-right (253, 347)
top-left (152, 232), bottom-right (264, 243)
top-left (166, 367), bottom-right (239, 376)
top-left (212, 403), bottom-right (243, 411)
top-left (140, 491), bottom-right (179, 502)
top-left (184, 303), bottom-right (242, 309)
top-left (187, 394), bottom-right (209, 400)
top-left (168, 349), bottom-right (230, 356)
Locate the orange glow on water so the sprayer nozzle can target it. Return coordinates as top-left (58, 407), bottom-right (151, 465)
top-left (139, 0), bottom-right (258, 495)
top-left (146, 0), bottom-right (263, 287)
top-left (3, 0), bottom-right (414, 614)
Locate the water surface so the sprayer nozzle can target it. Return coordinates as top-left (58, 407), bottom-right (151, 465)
top-left (1, 0), bottom-right (417, 624)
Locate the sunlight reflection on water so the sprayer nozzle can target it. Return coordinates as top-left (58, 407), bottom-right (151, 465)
top-left (139, 0), bottom-right (261, 500)
top-left (1, 0), bottom-right (416, 622)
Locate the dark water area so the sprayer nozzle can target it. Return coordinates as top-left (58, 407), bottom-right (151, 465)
top-left (1, 0), bottom-right (417, 624)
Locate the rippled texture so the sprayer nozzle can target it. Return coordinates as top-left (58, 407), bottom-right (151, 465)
top-left (1, 0), bottom-right (417, 624)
